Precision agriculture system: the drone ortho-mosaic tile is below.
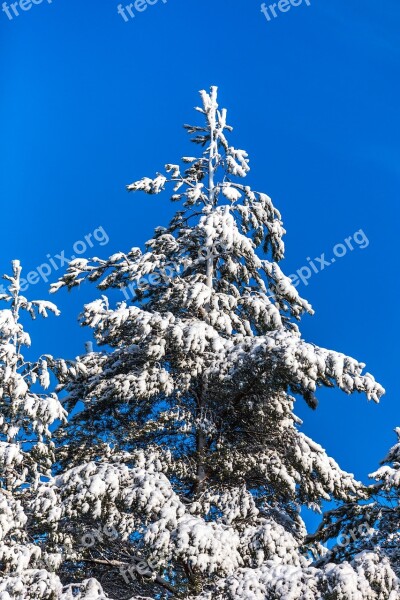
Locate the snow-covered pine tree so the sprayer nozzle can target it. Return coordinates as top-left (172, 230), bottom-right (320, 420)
top-left (45, 87), bottom-right (395, 599)
top-left (308, 427), bottom-right (400, 583)
top-left (0, 263), bottom-right (116, 600)
top-left (0, 261), bottom-right (67, 597)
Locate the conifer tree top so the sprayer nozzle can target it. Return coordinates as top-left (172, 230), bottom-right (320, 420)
top-left (27, 86), bottom-right (392, 600)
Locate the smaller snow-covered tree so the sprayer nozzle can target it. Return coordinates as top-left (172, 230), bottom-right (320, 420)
top-left (0, 263), bottom-right (117, 599)
top-left (0, 261), bottom-right (68, 598)
top-left (308, 427), bottom-right (400, 581)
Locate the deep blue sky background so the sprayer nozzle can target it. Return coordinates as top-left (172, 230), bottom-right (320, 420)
top-left (1, 0), bottom-right (399, 531)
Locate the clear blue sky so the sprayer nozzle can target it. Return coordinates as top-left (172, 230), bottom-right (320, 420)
top-left (1, 0), bottom-right (399, 529)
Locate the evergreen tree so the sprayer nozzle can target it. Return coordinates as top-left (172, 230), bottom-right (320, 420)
top-left (0, 261), bottom-right (66, 598)
top-left (0, 263), bottom-right (114, 600)
top-left (308, 427), bottom-right (400, 583)
top-left (43, 87), bottom-right (395, 599)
